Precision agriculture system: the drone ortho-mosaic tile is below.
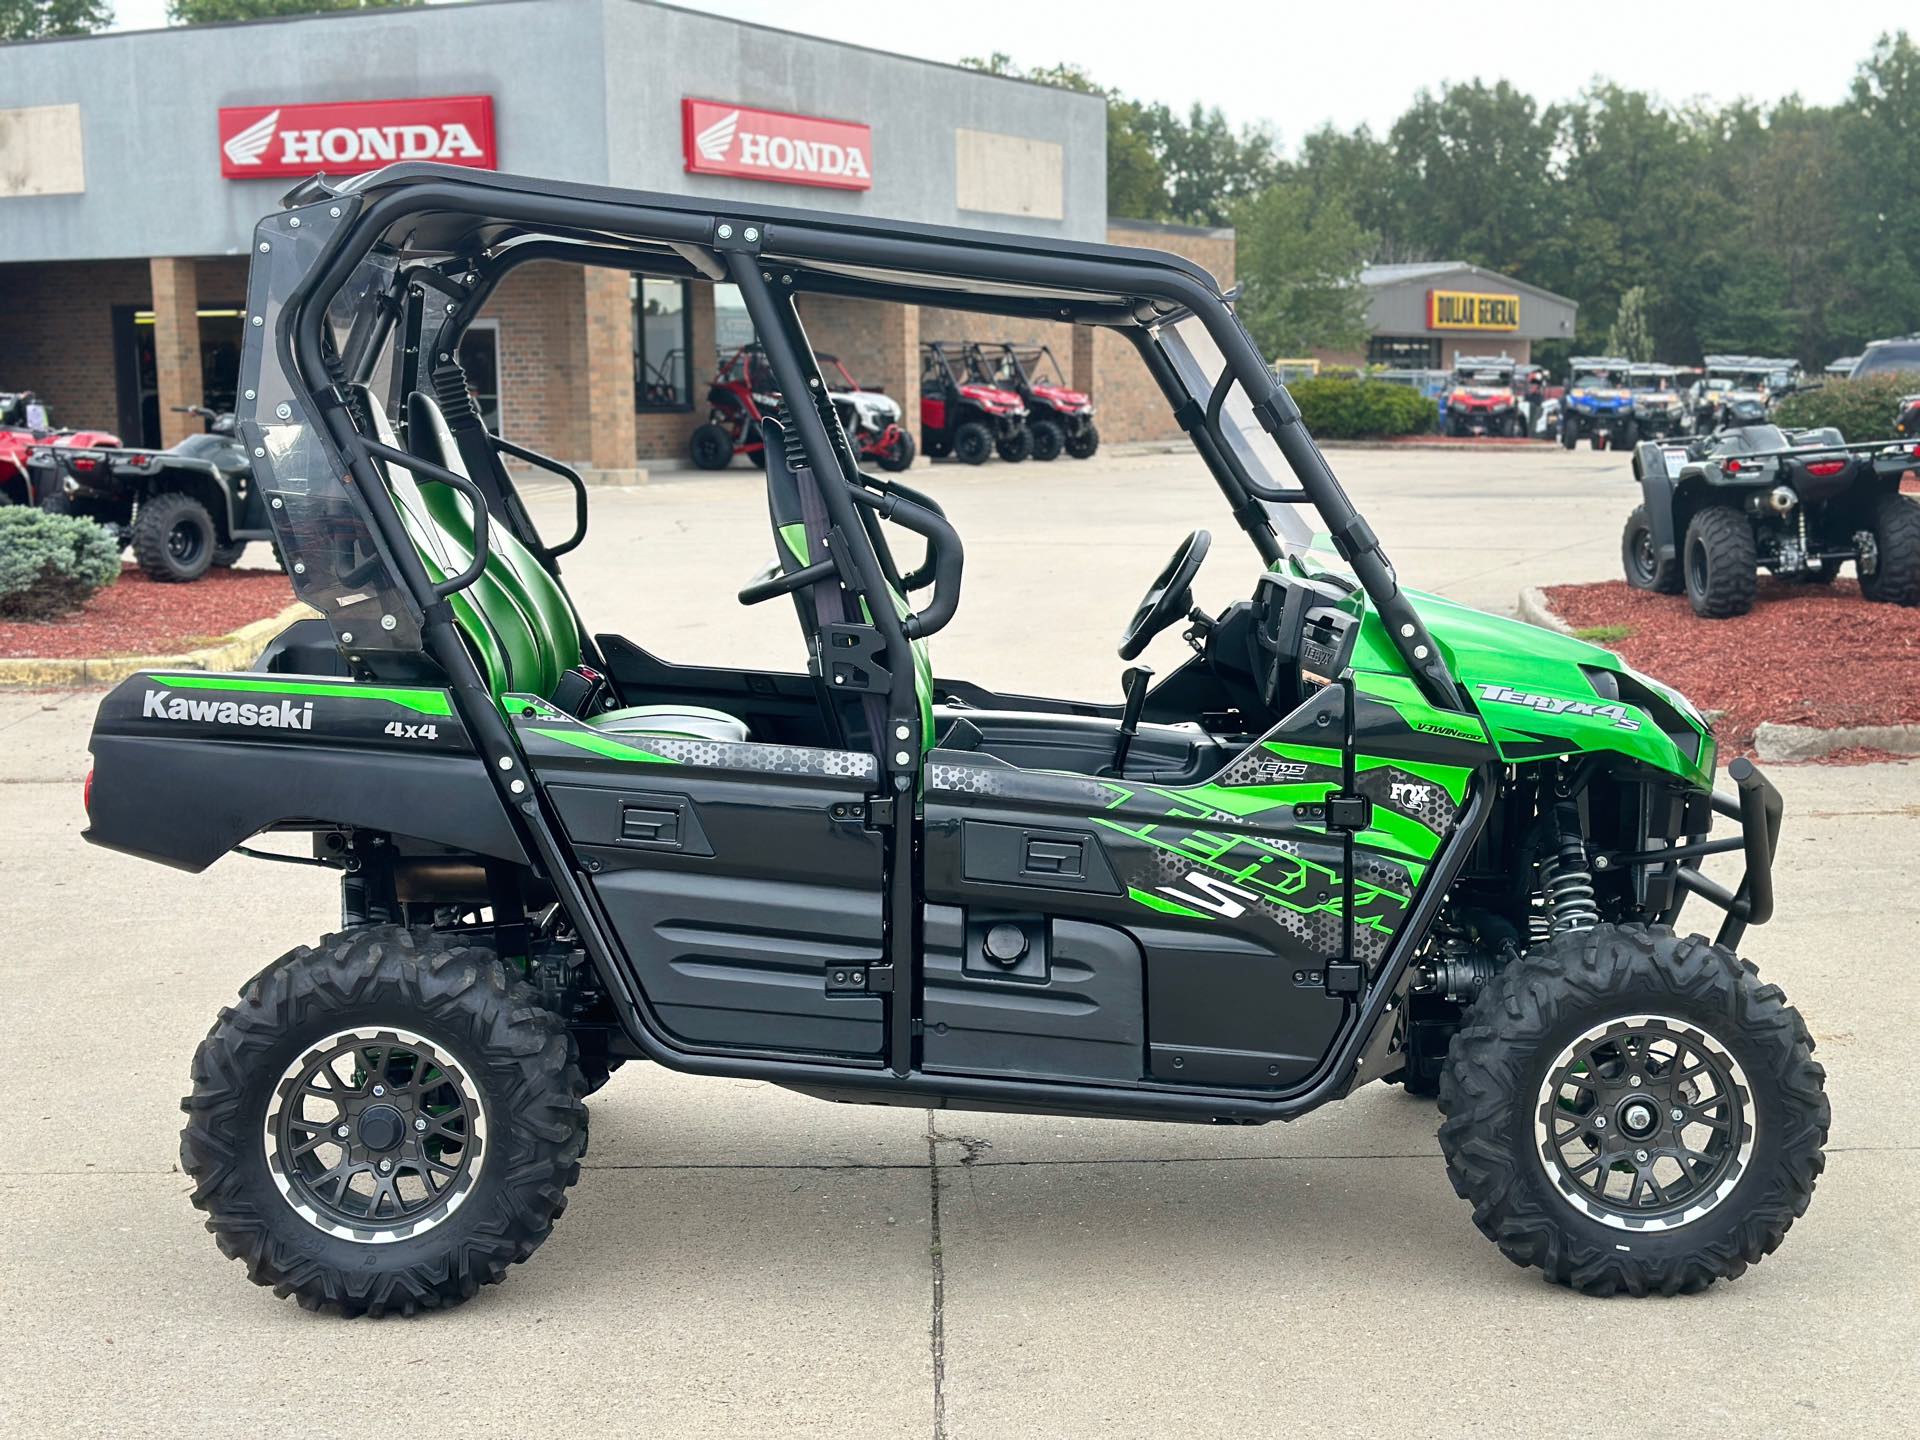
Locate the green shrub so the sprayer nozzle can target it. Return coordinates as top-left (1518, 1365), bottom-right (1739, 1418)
top-left (1772, 374), bottom-right (1917, 441)
top-left (1288, 378), bottom-right (1438, 439)
top-left (0, 507), bottom-right (122, 621)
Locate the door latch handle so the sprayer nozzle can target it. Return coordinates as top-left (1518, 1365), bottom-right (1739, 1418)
top-left (1023, 837), bottom-right (1084, 876)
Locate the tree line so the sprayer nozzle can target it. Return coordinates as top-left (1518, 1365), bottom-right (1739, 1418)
top-left (968, 36), bottom-right (1920, 372)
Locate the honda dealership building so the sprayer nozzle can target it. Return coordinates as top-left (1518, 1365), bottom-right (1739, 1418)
top-left (0, 0), bottom-right (1233, 478)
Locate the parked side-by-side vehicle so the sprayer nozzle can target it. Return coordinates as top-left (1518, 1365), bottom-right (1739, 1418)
top-left (84, 163), bottom-right (1827, 1316)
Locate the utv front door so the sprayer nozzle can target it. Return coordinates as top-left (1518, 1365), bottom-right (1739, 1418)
top-left (513, 705), bottom-right (887, 1060)
top-left (918, 685), bottom-right (1372, 1090)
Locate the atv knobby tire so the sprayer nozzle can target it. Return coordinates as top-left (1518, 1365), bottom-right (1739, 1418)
top-left (1029, 418), bottom-right (1065, 462)
top-left (1437, 925), bottom-right (1826, 1296)
top-left (180, 925), bottom-right (586, 1317)
top-left (1684, 505), bottom-right (1757, 617)
top-left (210, 541), bottom-right (248, 569)
top-left (132, 490), bottom-right (217, 583)
top-left (689, 423), bottom-right (735, 471)
top-left (1860, 493), bottom-right (1920, 605)
top-left (952, 420), bottom-right (993, 466)
top-left (995, 424), bottom-right (1032, 463)
top-left (1065, 421), bottom-right (1100, 460)
top-left (1622, 505), bottom-right (1682, 593)
top-left (875, 428), bottom-right (916, 473)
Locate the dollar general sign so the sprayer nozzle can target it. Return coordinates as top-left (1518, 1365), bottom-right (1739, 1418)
top-left (1427, 289), bottom-right (1521, 331)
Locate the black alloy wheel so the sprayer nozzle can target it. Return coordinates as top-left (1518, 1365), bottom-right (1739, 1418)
top-left (266, 1027), bottom-right (487, 1241)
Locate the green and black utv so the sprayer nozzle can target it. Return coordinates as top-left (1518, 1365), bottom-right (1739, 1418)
top-left (85, 165), bottom-right (1826, 1315)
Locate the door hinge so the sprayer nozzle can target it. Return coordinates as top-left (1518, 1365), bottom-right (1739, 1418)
top-left (826, 961), bottom-right (893, 994)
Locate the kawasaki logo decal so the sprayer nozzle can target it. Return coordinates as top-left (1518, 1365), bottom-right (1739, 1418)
top-left (1475, 682), bottom-right (1640, 731)
top-left (142, 689), bottom-right (313, 730)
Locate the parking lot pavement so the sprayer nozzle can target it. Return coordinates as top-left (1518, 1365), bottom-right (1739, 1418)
top-left (3, 446), bottom-right (1917, 1438)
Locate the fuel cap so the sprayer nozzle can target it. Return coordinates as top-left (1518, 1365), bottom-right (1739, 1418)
top-left (983, 923), bottom-right (1029, 965)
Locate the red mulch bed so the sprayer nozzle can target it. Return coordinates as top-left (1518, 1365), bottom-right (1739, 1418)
top-left (1543, 577), bottom-right (1920, 755)
top-left (0, 563), bottom-right (294, 660)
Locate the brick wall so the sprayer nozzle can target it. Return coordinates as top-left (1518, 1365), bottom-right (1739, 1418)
top-left (1093, 219), bottom-right (1237, 444)
top-left (0, 259), bottom-right (150, 435)
top-left (798, 294), bottom-right (918, 439)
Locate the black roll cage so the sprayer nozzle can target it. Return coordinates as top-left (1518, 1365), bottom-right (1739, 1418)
top-left (265, 163), bottom-right (1480, 1121)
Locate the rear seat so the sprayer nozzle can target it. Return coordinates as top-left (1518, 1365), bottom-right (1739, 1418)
top-left (358, 387), bottom-right (749, 744)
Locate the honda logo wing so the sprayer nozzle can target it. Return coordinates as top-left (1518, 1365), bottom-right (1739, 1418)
top-left (694, 109), bottom-right (738, 161)
top-left (223, 109), bottom-right (279, 167)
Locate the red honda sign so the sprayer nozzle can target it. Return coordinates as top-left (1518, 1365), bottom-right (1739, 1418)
top-left (681, 98), bottom-right (872, 191)
top-left (218, 95), bottom-right (496, 180)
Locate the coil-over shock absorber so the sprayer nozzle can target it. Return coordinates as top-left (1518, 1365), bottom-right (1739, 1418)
top-left (1541, 803), bottom-right (1599, 935)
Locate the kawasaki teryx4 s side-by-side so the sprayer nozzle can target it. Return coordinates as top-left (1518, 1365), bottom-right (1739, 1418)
top-left (1625, 415), bottom-right (1920, 616)
top-left (87, 165), bottom-right (1826, 1316)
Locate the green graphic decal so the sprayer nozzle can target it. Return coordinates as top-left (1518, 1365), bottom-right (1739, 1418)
top-left (150, 673), bottom-right (453, 718)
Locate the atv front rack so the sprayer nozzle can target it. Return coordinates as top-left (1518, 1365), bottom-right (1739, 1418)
top-left (1598, 757), bottom-right (1783, 949)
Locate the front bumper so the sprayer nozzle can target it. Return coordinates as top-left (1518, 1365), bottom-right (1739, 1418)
top-left (1601, 757), bottom-right (1782, 949)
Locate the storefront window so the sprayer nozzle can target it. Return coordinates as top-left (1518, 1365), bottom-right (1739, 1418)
top-left (1367, 336), bottom-right (1440, 369)
top-left (712, 282), bottom-right (756, 361)
top-left (116, 306), bottom-right (245, 446)
top-left (633, 277), bottom-right (692, 411)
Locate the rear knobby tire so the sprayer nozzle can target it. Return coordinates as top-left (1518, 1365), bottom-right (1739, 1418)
top-left (1683, 505), bottom-right (1757, 617)
top-left (1437, 925), bottom-right (1826, 1296)
top-left (996, 424), bottom-right (1032, 463)
top-left (210, 541), bottom-right (248, 568)
top-left (131, 490), bottom-right (217, 582)
top-left (180, 925), bottom-right (586, 1317)
top-left (1622, 505), bottom-right (1682, 593)
top-left (1859, 493), bottom-right (1920, 605)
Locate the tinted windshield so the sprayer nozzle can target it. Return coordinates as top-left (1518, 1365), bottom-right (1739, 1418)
top-left (1854, 343), bottom-right (1920, 377)
top-left (1158, 314), bottom-right (1316, 552)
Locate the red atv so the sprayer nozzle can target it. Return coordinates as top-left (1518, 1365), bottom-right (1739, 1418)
top-left (972, 341), bottom-right (1098, 460)
top-left (1, 391), bottom-right (120, 506)
top-left (689, 345), bottom-right (914, 472)
top-left (1442, 356), bottom-right (1526, 437)
top-left (920, 341), bottom-right (1029, 464)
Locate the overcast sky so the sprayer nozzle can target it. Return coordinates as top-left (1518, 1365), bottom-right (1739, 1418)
top-left (107, 0), bottom-right (1911, 144)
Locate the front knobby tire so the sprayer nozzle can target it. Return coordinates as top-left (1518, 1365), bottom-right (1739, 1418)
top-left (1437, 925), bottom-right (1827, 1296)
top-left (180, 926), bottom-right (586, 1317)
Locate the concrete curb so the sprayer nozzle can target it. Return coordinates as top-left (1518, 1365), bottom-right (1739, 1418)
top-left (1753, 722), bottom-right (1920, 762)
top-left (0, 600), bottom-right (318, 689)
top-left (1515, 586), bottom-right (1575, 635)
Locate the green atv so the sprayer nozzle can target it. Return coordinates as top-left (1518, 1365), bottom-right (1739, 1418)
top-left (86, 165), bottom-right (1826, 1315)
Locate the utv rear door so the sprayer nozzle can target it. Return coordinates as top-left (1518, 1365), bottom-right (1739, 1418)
top-left (515, 709), bottom-right (887, 1060)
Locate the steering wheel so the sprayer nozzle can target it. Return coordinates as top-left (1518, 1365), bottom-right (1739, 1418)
top-left (1119, 529), bottom-right (1211, 660)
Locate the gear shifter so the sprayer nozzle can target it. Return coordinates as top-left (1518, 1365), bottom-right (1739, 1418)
top-left (1110, 663), bottom-right (1154, 775)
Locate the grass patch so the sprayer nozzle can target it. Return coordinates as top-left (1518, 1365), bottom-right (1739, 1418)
top-left (1574, 623), bottom-right (1633, 644)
